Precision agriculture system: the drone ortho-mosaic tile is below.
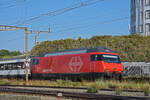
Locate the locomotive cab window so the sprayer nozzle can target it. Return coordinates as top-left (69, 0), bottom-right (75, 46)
top-left (35, 59), bottom-right (39, 65)
top-left (91, 54), bottom-right (102, 61)
top-left (32, 59), bottom-right (39, 65)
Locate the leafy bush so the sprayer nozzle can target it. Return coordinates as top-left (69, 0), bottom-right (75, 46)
top-left (0, 80), bottom-right (3, 85)
top-left (108, 82), bottom-right (118, 89)
top-left (115, 88), bottom-right (122, 95)
top-left (143, 88), bottom-right (150, 96)
top-left (87, 84), bottom-right (99, 93)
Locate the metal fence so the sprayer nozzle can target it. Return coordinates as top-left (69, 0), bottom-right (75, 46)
top-left (123, 62), bottom-right (150, 77)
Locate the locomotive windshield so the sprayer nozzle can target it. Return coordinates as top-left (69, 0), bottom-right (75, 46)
top-left (91, 54), bottom-right (121, 63)
top-left (102, 54), bottom-right (121, 63)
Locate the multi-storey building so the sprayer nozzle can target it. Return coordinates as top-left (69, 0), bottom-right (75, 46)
top-left (130, 0), bottom-right (150, 36)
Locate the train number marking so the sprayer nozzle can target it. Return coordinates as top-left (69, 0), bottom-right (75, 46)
top-left (69, 56), bottom-right (83, 72)
top-left (42, 69), bottom-right (52, 73)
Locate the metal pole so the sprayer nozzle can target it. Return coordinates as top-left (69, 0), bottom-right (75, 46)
top-left (25, 27), bottom-right (29, 85)
top-left (35, 35), bottom-right (37, 46)
top-left (34, 32), bottom-right (40, 46)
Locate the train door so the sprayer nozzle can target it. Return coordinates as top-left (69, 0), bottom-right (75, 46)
top-left (90, 55), bottom-right (97, 72)
top-left (30, 58), bottom-right (39, 73)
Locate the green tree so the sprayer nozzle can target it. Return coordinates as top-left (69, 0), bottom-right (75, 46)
top-left (0, 49), bottom-right (22, 59)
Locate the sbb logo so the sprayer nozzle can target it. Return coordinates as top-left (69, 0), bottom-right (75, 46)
top-left (69, 56), bottom-right (83, 72)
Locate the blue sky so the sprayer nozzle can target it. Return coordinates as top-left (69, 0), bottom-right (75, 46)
top-left (0, 0), bottom-right (130, 52)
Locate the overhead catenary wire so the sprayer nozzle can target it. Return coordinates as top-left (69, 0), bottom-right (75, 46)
top-left (2, 16), bottom-right (129, 43)
top-left (52, 16), bottom-right (129, 33)
top-left (51, 9), bottom-right (129, 30)
top-left (17, 0), bottom-right (104, 25)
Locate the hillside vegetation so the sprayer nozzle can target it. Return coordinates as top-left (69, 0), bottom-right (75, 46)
top-left (30, 35), bottom-right (150, 62)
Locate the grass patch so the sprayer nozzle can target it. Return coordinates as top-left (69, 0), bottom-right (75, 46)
top-left (1, 78), bottom-right (150, 92)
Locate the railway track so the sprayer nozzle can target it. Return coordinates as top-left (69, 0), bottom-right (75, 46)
top-left (0, 85), bottom-right (145, 92)
top-left (0, 85), bottom-right (149, 100)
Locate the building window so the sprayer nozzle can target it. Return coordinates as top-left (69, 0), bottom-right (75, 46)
top-left (139, 25), bottom-right (143, 33)
top-left (145, 0), bottom-right (150, 5)
top-left (131, 26), bottom-right (136, 34)
top-left (132, 0), bottom-right (135, 7)
top-left (145, 23), bottom-right (150, 35)
top-left (140, 12), bottom-right (143, 23)
top-left (140, 0), bottom-right (143, 8)
top-left (146, 10), bottom-right (150, 19)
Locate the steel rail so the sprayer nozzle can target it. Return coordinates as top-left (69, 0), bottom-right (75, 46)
top-left (0, 85), bottom-right (144, 92)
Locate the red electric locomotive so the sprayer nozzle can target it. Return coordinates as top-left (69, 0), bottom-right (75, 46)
top-left (30, 47), bottom-right (124, 80)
